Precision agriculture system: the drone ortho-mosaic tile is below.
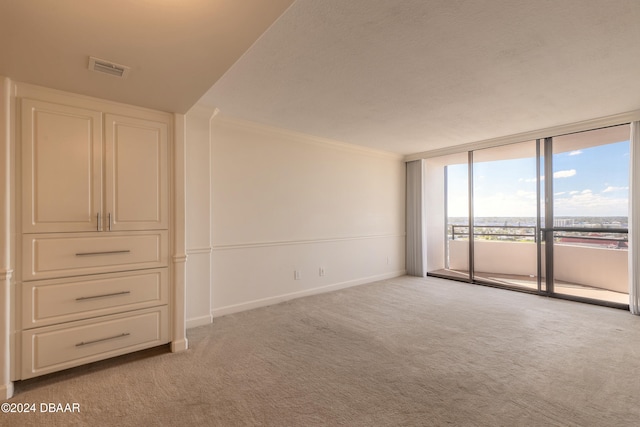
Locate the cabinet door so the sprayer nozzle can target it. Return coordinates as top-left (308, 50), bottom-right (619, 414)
top-left (22, 99), bottom-right (103, 233)
top-left (104, 114), bottom-right (168, 231)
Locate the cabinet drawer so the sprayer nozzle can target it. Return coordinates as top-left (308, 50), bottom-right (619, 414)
top-left (22, 268), bottom-right (169, 328)
top-left (22, 231), bottom-right (168, 280)
top-left (21, 306), bottom-right (169, 379)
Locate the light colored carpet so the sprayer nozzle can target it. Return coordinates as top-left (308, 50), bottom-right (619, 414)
top-left (5, 275), bottom-right (640, 426)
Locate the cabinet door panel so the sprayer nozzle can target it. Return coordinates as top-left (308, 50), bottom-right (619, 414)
top-left (22, 99), bottom-right (102, 233)
top-left (105, 115), bottom-right (168, 231)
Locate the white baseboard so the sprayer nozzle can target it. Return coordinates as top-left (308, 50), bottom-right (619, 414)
top-left (211, 270), bottom-right (406, 318)
top-left (170, 339), bottom-right (188, 353)
top-left (186, 314), bottom-right (213, 329)
top-left (1, 382), bottom-right (14, 400)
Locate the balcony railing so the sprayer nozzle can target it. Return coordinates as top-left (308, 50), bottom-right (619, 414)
top-left (446, 226), bottom-right (629, 295)
top-left (450, 225), bottom-right (628, 247)
top-left (451, 225), bottom-right (536, 241)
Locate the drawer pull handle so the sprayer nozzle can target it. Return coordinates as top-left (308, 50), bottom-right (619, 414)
top-left (76, 332), bottom-right (131, 347)
top-left (75, 250), bottom-right (131, 256)
top-left (76, 291), bottom-right (131, 301)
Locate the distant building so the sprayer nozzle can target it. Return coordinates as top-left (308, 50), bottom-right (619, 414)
top-left (554, 218), bottom-right (574, 227)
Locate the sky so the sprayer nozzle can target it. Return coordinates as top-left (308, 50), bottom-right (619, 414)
top-left (447, 139), bottom-right (630, 218)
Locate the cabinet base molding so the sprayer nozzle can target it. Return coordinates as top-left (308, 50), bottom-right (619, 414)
top-left (0, 382), bottom-right (14, 400)
top-left (171, 338), bottom-right (188, 353)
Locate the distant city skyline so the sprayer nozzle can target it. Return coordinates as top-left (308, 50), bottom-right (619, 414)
top-left (448, 216), bottom-right (628, 226)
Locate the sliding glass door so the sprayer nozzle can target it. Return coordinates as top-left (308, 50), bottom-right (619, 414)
top-left (443, 158), bottom-right (469, 281)
top-left (471, 141), bottom-right (539, 290)
top-left (549, 125), bottom-right (630, 305)
top-left (428, 123), bottom-right (631, 308)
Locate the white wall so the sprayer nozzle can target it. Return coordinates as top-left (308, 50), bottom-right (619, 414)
top-left (554, 244), bottom-right (628, 293)
top-left (425, 152), bottom-right (467, 272)
top-left (449, 240), bottom-right (537, 275)
top-left (449, 240), bottom-right (628, 293)
top-left (185, 106), bottom-right (216, 328)
top-left (210, 118), bottom-right (405, 316)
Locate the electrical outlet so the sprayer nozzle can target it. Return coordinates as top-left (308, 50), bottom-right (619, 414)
top-left (294, 270), bottom-right (301, 280)
top-left (386, 256), bottom-right (390, 265)
top-left (319, 267), bottom-right (325, 277)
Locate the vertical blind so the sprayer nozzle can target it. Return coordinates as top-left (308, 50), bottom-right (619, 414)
top-left (406, 160), bottom-right (426, 276)
top-left (629, 122), bottom-right (640, 314)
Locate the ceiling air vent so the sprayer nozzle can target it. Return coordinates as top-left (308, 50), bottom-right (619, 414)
top-left (88, 56), bottom-right (130, 78)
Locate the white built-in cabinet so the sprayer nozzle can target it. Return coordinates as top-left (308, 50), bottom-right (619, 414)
top-left (21, 100), bottom-right (168, 233)
top-left (18, 98), bottom-right (171, 379)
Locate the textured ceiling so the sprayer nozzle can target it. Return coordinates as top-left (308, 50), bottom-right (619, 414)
top-left (0, 0), bottom-right (294, 113)
top-left (202, 0), bottom-right (640, 155)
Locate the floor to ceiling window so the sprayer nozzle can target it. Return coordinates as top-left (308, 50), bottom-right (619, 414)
top-left (548, 126), bottom-right (630, 305)
top-left (471, 140), bottom-right (539, 291)
top-left (443, 155), bottom-right (469, 281)
top-left (426, 124), bottom-right (630, 308)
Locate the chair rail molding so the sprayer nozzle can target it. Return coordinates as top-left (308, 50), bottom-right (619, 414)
top-left (212, 233), bottom-right (406, 251)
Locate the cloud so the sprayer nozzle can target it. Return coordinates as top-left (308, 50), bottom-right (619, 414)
top-left (471, 191), bottom-right (538, 217)
top-left (603, 186), bottom-right (629, 193)
top-left (554, 190), bottom-right (628, 216)
top-left (568, 150), bottom-right (582, 156)
top-left (553, 169), bottom-right (576, 179)
top-left (466, 186), bottom-right (628, 217)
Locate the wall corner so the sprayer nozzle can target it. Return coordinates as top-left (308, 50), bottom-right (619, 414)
top-left (172, 113), bottom-right (188, 352)
top-left (0, 76), bottom-right (14, 398)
